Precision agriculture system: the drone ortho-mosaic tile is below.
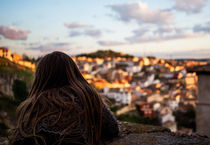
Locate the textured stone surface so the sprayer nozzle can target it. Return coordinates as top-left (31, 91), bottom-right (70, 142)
top-left (106, 122), bottom-right (210, 145)
top-left (1, 122), bottom-right (210, 145)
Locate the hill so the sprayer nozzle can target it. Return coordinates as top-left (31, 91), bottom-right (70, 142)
top-left (0, 57), bottom-right (34, 136)
top-left (0, 57), bottom-right (34, 88)
top-left (77, 49), bottom-right (134, 58)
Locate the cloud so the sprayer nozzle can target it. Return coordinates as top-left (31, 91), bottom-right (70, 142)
top-left (0, 26), bottom-right (30, 40)
top-left (84, 29), bottom-right (101, 38)
top-left (69, 31), bottom-right (83, 37)
top-left (28, 43), bottom-right (70, 52)
top-left (97, 40), bottom-right (126, 46)
top-left (123, 24), bottom-right (201, 43)
top-left (21, 42), bottom-right (41, 47)
top-left (166, 48), bottom-right (210, 58)
top-left (154, 25), bottom-right (183, 35)
top-left (193, 22), bottom-right (210, 33)
top-left (163, 33), bottom-right (199, 40)
top-left (43, 36), bottom-right (50, 41)
top-left (173, 0), bottom-right (206, 14)
top-left (97, 25), bottom-right (198, 46)
top-left (69, 29), bottom-right (102, 38)
top-left (126, 30), bottom-right (199, 43)
top-left (132, 27), bottom-right (150, 37)
top-left (151, 48), bottom-right (210, 58)
top-left (64, 22), bottom-right (88, 29)
top-left (108, 2), bottom-right (173, 25)
top-left (65, 22), bottom-right (102, 38)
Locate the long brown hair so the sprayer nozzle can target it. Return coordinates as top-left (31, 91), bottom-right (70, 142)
top-left (10, 51), bottom-right (103, 145)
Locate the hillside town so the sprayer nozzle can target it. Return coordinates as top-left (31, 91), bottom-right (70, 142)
top-left (0, 48), bottom-right (209, 134)
top-left (72, 52), bottom-right (208, 133)
top-left (0, 47), bottom-right (35, 71)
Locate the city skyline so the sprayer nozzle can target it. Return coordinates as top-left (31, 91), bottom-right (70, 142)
top-left (0, 0), bottom-right (210, 58)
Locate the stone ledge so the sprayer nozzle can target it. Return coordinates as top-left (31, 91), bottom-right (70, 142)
top-left (106, 122), bottom-right (210, 145)
top-left (1, 122), bottom-right (210, 145)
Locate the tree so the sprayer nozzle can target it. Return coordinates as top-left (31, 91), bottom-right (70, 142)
top-left (12, 79), bottom-right (28, 105)
top-left (173, 104), bottom-right (196, 131)
top-left (22, 53), bottom-right (40, 63)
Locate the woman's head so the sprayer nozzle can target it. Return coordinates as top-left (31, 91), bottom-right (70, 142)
top-left (11, 51), bottom-right (103, 145)
top-left (30, 51), bottom-right (85, 96)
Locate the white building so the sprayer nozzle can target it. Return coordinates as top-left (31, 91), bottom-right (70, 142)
top-left (103, 87), bottom-right (132, 104)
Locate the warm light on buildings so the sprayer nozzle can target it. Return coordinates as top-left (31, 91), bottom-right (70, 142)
top-left (0, 47), bottom-right (35, 71)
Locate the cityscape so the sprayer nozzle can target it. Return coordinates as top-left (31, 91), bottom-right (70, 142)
top-left (0, 47), bottom-right (209, 138)
top-left (1, 0), bottom-right (210, 144)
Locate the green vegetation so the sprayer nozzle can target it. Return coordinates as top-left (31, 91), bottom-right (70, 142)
top-left (117, 114), bottom-right (159, 126)
top-left (105, 95), bottom-right (160, 126)
top-left (0, 57), bottom-right (34, 85)
top-left (77, 49), bottom-right (133, 58)
top-left (104, 97), bottom-right (120, 113)
top-left (0, 58), bottom-right (32, 134)
top-left (147, 56), bottom-right (156, 59)
top-left (0, 97), bottom-right (17, 136)
top-left (106, 97), bottom-right (116, 104)
top-left (0, 123), bottom-right (9, 136)
top-left (110, 105), bottom-right (120, 113)
top-left (12, 79), bottom-right (28, 105)
top-left (22, 53), bottom-right (41, 63)
top-left (0, 97), bottom-right (17, 118)
top-left (173, 104), bottom-right (196, 131)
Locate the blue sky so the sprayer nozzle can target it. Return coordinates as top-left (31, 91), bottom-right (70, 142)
top-left (0, 0), bottom-right (210, 58)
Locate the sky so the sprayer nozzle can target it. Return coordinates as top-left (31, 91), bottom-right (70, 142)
top-left (0, 0), bottom-right (210, 58)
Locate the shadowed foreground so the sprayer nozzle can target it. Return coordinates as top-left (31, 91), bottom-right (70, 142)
top-left (1, 121), bottom-right (210, 145)
top-left (105, 122), bottom-right (210, 145)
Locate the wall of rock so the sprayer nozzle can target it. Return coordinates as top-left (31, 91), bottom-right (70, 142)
top-left (0, 121), bottom-right (210, 145)
top-left (0, 73), bottom-right (18, 98)
top-left (105, 122), bottom-right (210, 145)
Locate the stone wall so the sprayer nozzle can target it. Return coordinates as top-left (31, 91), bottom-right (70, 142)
top-left (0, 73), bottom-right (18, 98)
top-left (197, 74), bottom-right (210, 137)
top-left (105, 122), bottom-right (210, 145)
top-left (0, 121), bottom-right (210, 145)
